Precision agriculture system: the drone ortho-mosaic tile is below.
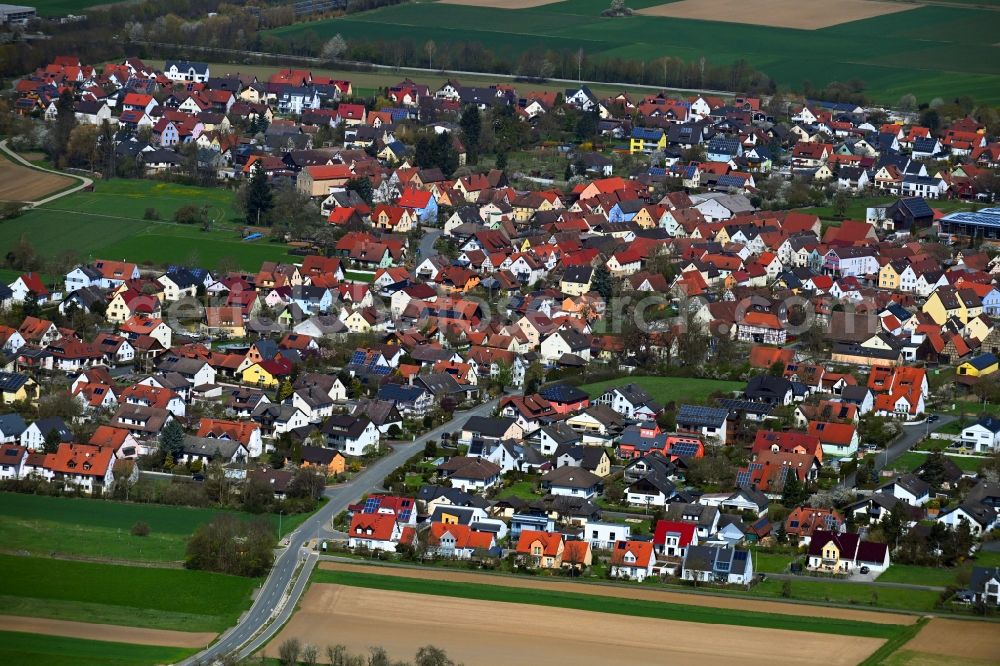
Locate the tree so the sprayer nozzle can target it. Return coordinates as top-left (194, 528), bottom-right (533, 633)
top-left (244, 163), bottom-right (274, 225)
top-left (174, 204), bottom-right (208, 226)
top-left (574, 112), bottom-right (598, 140)
top-left (50, 88), bottom-right (77, 166)
top-left (131, 521), bottom-right (150, 537)
top-left (495, 151), bottom-right (508, 171)
top-left (301, 644), bottom-right (319, 666)
top-left (159, 420), bottom-right (185, 464)
top-left (780, 473), bottom-right (808, 507)
top-left (112, 459), bottom-right (137, 500)
top-left (346, 176), bottom-right (374, 205)
top-left (918, 449), bottom-right (947, 493)
top-left (43, 428), bottom-right (62, 454)
top-left (321, 34), bottom-right (347, 60)
top-left (831, 190), bottom-right (849, 219)
top-left (425, 40), bottom-right (437, 69)
top-left (897, 94), bottom-right (916, 112)
top-left (242, 474), bottom-right (276, 514)
top-left (276, 377), bottom-right (294, 402)
top-left (880, 501), bottom-right (905, 551)
top-left (289, 467), bottom-right (326, 501)
top-left (423, 439), bottom-right (438, 459)
top-left (591, 263), bottom-right (613, 300)
top-left (278, 638), bottom-right (302, 666)
top-left (415, 645), bottom-right (456, 666)
top-left (272, 178), bottom-right (320, 239)
top-left (523, 360), bottom-right (545, 394)
top-left (186, 514), bottom-right (276, 576)
top-left (459, 105), bottom-right (482, 164)
top-left (66, 124), bottom-right (99, 170)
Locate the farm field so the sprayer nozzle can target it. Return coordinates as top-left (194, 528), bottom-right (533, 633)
top-left (0, 553), bottom-right (258, 632)
top-left (636, 0), bottom-right (915, 29)
top-left (0, 179), bottom-right (298, 272)
top-left (579, 375), bottom-right (743, 405)
top-left (0, 492), bottom-right (310, 562)
top-left (266, 1), bottom-right (1000, 104)
top-left (0, 152), bottom-right (76, 202)
top-left (315, 562), bottom-right (915, 627)
top-left (269, 572), bottom-right (896, 665)
top-left (900, 617), bottom-right (1000, 665)
top-left (0, 630), bottom-right (198, 666)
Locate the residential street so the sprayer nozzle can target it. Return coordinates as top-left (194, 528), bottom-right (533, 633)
top-left (178, 397), bottom-right (498, 665)
top-left (838, 414), bottom-right (955, 489)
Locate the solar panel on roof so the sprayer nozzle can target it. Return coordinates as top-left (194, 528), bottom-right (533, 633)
top-left (349, 351), bottom-right (366, 365)
top-left (363, 497), bottom-right (380, 513)
top-left (735, 471), bottom-right (751, 487)
top-left (671, 442), bottom-right (700, 458)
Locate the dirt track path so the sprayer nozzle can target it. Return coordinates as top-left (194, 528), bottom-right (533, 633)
top-left (0, 614), bottom-right (217, 648)
top-left (265, 583), bottom-right (885, 666)
top-left (319, 561), bottom-right (915, 625)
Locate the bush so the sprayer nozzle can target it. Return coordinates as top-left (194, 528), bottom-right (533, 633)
top-left (131, 521), bottom-right (150, 537)
top-left (143, 207), bottom-right (160, 220)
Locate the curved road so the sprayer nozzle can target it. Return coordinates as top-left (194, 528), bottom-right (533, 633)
top-left (838, 413), bottom-right (955, 489)
top-left (0, 139), bottom-right (94, 207)
top-left (179, 397), bottom-right (498, 665)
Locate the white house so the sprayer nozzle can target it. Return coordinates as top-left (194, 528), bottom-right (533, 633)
top-left (961, 417), bottom-right (1000, 453)
top-left (609, 540), bottom-right (656, 582)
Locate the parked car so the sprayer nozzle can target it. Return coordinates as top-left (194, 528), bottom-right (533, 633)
top-left (927, 414), bottom-right (939, 423)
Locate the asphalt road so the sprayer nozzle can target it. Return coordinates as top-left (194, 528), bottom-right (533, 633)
top-left (179, 397), bottom-right (497, 665)
top-left (839, 414), bottom-right (955, 489)
top-left (418, 228), bottom-right (442, 261)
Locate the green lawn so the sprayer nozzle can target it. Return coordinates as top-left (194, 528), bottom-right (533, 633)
top-left (750, 578), bottom-right (939, 612)
top-left (800, 197), bottom-right (979, 224)
top-left (753, 551), bottom-right (795, 574)
top-left (580, 375), bottom-right (743, 405)
top-left (0, 492), bottom-right (309, 562)
top-left (875, 565), bottom-right (963, 587)
top-left (314, 569), bottom-right (906, 639)
top-left (0, 554), bottom-right (258, 632)
top-left (0, 630), bottom-right (197, 666)
top-left (267, 2), bottom-right (1000, 104)
top-left (1, 179), bottom-right (297, 272)
top-left (495, 480), bottom-right (541, 501)
top-left (888, 452), bottom-right (984, 474)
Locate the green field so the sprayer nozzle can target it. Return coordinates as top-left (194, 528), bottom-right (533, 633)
top-left (0, 554), bottom-right (258, 631)
top-left (579, 375), bottom-right (743, 405)
top-left (313, 568), bottom-right (905, 638)
top-left (0, 630), bottom-right (197, 666)
top-left (1, 179), bottom-right (296, 272)
top-left (0, 493), bottom-right (308, 562)
top-left (750, 578), bottom-right (939, 612)
top-left (267, 1), bottom-right (1000, 104)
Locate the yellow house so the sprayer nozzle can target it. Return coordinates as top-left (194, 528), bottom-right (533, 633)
top-left (629, 128), bottom-right (666, 155)
top-left (241, 362), bottom-right (282, 389)
top-left (957, 353), bottom-right (999, 378)
top-left (559, 266), bottom-right (593, 296)
top-left (878, 262), bottom-right (904, 291)
top-left (343, 309), bottom-right (375, 334)
top-left (922, 287), bottom-right (967, 325)
top-left (0, 374), bottom-right (38, 405)
top-left (965, 315), bottom-right (991, 344)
